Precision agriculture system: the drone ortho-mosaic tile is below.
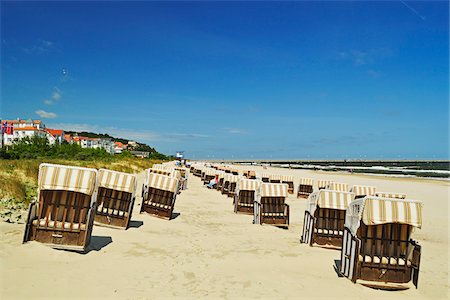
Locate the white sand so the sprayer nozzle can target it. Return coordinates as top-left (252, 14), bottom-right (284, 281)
top-left (0, 165), bottom-right (448, 299)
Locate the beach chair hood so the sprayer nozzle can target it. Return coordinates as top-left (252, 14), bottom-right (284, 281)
top-left (374, 192), bottom-right (407, 199)
top-left (98, 169), bottom-right (137, 194)
top-left (306, 189), bottom-right (355, 216)
top-left (345, 197), bottom-right (423, 236)
top-left (350, 185), bottom-right (376, 197)
top-left (325, 182), bottom-right (349, 192)
top-left (146, 173), bottom-right (179, 194)
top-left (259, 183), bottom-right (288, 199)
top-left (299, 178), bottom-right (314, 186)
top-left (236, 178), bottom-right (261, 194)
top-left (38, 163), bottom-right (97, 196)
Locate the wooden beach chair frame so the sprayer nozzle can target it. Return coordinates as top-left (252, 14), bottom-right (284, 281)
top-left (140, 172), bottom-right (179, 220)
top-left (23, 163), bottom-right (97, 252)
top-left (301, 190), bottom-right (355, 249)
top-left (222, 174), bottom-right (238, 197)
top-left (339, 197), bottom-right (422, 289)
top-left (281, 175), bottom-right (294, 194)
top-left (94, 169), bottom-right (137, 229)
top-left (254, 183), bottom-right (290, 228)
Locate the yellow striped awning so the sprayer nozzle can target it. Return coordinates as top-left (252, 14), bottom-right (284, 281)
top-left (146, 172), bottom-right (179, 193)
top-left (375, 192), bottom-right (406, 199)
top-left (260, 183), bottom-right (288, 197)
top-left (39, 163), bottom-right (97, 195)
top-left (98, 169), bottom-right (136, 194)
top-left (318, 180), bottom-right (334, 189)
top-left (281, 175), bottom-right (294, 182)
top-left (237, 178), bottom-right (261, 191)
top-left (308, 190), bottom-right (355, 212)
top-left (299, 178), bottom-right (314, 186)
top-left (148, 168), bottom-right (172, 176)
top-left (325, 182), bottom-right (349, 192)
top-left (362, 197), bottom-right (422, 228)
top-left (350, 185), bottom-right (376, 197)
top-left (269, 174), bottom-right (282, 181)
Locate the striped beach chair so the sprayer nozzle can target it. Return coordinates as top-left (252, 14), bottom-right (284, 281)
top-left (202, 169), bottom-right (216, 185)
top-left (216, 171), bottom-right (226, 191)
top-left (350, 185), bottom-right (376, 199)
top-left (281, 175), bottom-right (294, 194)
top-left (222, 174), bottom-right (239, 197)
top-left (297, 178), bottom-right (314, 199)
top-left (23, 163), bottom-right (98, 252)
top-left (175, 167), bottom-right (189, 190)
top-left (301, 190), bottom-right (355, 248)
top-left (140, 172), bottom-right (179, 220)
top-left (254, 183), bottom-right (290, 228)
top-left (318, 180), bottom-right (334, 190)
top-left (234, 178), bottom-right (261, 214)
top-left (245, 170), bottom-right (257, 179)
top-left (261, 173), bottom-right (270, 183)
top-left (269, 174), bottom-right (282, 183)
top-left (94, 169), bottom-right (137, 229)
top-left (339, 197), bottom-right (422, 289)
top-left (325, 182), bottom-right (349, 192)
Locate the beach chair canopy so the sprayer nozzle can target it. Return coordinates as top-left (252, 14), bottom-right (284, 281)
top-left (375, 192), bottom-right (406, 199)
top-left (307, 189), bottom-right (355, 215)
top-left (236, 178), bottom-right (261, 192)
top-left (148, 168), bottom-right (172, 176)
top-left (98, 169), bottom-right (137, 194)
top-left (261, 173), bottom-right (271, 179)
top-left (259, 183), bottom-right (288, 198)
top-left (318, 180), bottom-right (334, 188)
top-left (170, 169), bottom-right (182, 180)
top-left (146, 173), bottom-right (179, 194)
top-left (39, 163), bottom-right (97, 196)
top-left (350, 185), bottom-right (376, 197)
top-left (345, 197), bottom-right (423, 235)
top-left (325, 182), bottom-right (349, 192)
top-left (269, 174), bottom-right (282, 181)
top-left (299, 178), bottom-right (314, 186)
top-left (281, 175), bottom-right (294, 182)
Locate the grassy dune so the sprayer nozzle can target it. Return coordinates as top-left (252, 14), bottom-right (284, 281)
top-left (0, 158), bottom-right (163, 222)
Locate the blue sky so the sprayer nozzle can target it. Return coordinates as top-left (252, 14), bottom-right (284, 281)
top-left (1, 1), bottom-right (448, 159)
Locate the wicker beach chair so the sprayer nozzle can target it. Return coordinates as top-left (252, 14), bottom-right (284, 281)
top-left (245, 171), bottom-right (257, 179)
top-left (254, 183), bottom-right (290, 228)
top-left (23, 163), bottom-right (97, 252)
top-left (140, 172), bottom-right (179, 220)
top-left (339, 197), bottom-right (422, 289)
top-left (375, 192), bottom-right (406, 199)
top-left (175, 167), bottom-right (189, 190)
top-left (281, 175), bottom-right (294, 194)
top-left (94, 169), bottom-right (137, 229)
top-left (350, 185), bottom-right (376, 199)
top-left (216, 171), bottom-right (226, 191)
top-left (318, 180), bottom-right (334, 190)
top-left (234, 178), bottom-right (261, 214)
top-left (222, 174), bottom-right (239, 197)
top-left (297, 178), bottom-right (314, 199)
top-left (325, 182), bottom-right (349, 192)
top-left (202, 169), bottom-right (216, 185)
top-left (261, 173), bottom-right (270, 183)
top-left (300, 190), bottom-right (355, 248)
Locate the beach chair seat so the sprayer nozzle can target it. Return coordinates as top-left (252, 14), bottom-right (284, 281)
top-left (234, 179), bottom-right (261, 214)
top-left (339, 197), bottom-right (422, 289)
top-left (23, 164), bottom-right (97, 252)
top-left (141, 172), bottom-right (179, 220)
top-left (254, 183), bottom-right (289, 228)
top-left (297, 178), bottom-right (314, 198)
top-left (94, 169), bottom-right (136, 229)
top-left (300, 190), bottom-right (355, 249)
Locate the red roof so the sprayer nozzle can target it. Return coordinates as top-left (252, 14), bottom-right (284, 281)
top-left (64, 134), bottom-right (72, 142)
top-left (2, 119), bottom-right (42, 124)
top-left (46, 128), bottom-right (64, 137)
top-left (114, 141), bottom-right (124, 148)
top-left (14, 126), bottom-right (40, 131)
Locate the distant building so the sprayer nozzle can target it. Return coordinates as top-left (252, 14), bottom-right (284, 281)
top-left (1, 118), bottom-right (47, 147)
top-left (72, 136), bottom-right (115, 154)
top-left (130, 150), bottom-right (149, 158)
top-left (45, 129), bottom-right (65, 145)
top-left (114, 141), bottom-right (125, 154)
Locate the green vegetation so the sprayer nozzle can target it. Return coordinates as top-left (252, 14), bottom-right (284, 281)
top-left (0, 136), bottom-right (171, 222)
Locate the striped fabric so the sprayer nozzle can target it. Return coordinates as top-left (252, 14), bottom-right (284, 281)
top-left (146, 173), bottom-right (179, 193)
top-left (237, 178), bottom-right (261, 191)
top-left (204, 169), bottom-right (216, 176)
top-left (261, 173), bottom-right (271, 179)
top-left (170, 170), bottom-right (182, 180)
top-left (362, 197), bottom-right (422, 228)
top-left (269, 174), bottom-right (282, 181)
top-left (299, 178), bottom-right (314, 186)
top-left (325, 182), bottom-right (349, 192)
top-left (39, 163), bottom-right (97, 195)
top-left (350, 185), bottom-right (376, 197)
top-left (224, 174), bottom-right (239, 183)
top-left (98, 169), bottom-right (136, 194)
top-left (308, 190), bottom-right (355, 213)
top-left (318, 180), bottom-right (334, 189)
top-left (247, 171), bottom-right (256, 177)
top-left (260, 183), bottom-right (288, 197)
top-left (152, 164), bottom-right (165, 170)
top-left (375, 192), bottom-right (406, 199)
top-left (281, 175), bottom-right (294, 182)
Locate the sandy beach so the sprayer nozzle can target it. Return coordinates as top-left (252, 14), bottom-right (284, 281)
top-left (0, 165), bottom-right (448, 299)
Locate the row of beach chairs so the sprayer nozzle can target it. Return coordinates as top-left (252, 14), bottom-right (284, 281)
top-left (191, 163), bottom-right (423, 289)
top-left (23, 163), bottom-right (188, 252)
